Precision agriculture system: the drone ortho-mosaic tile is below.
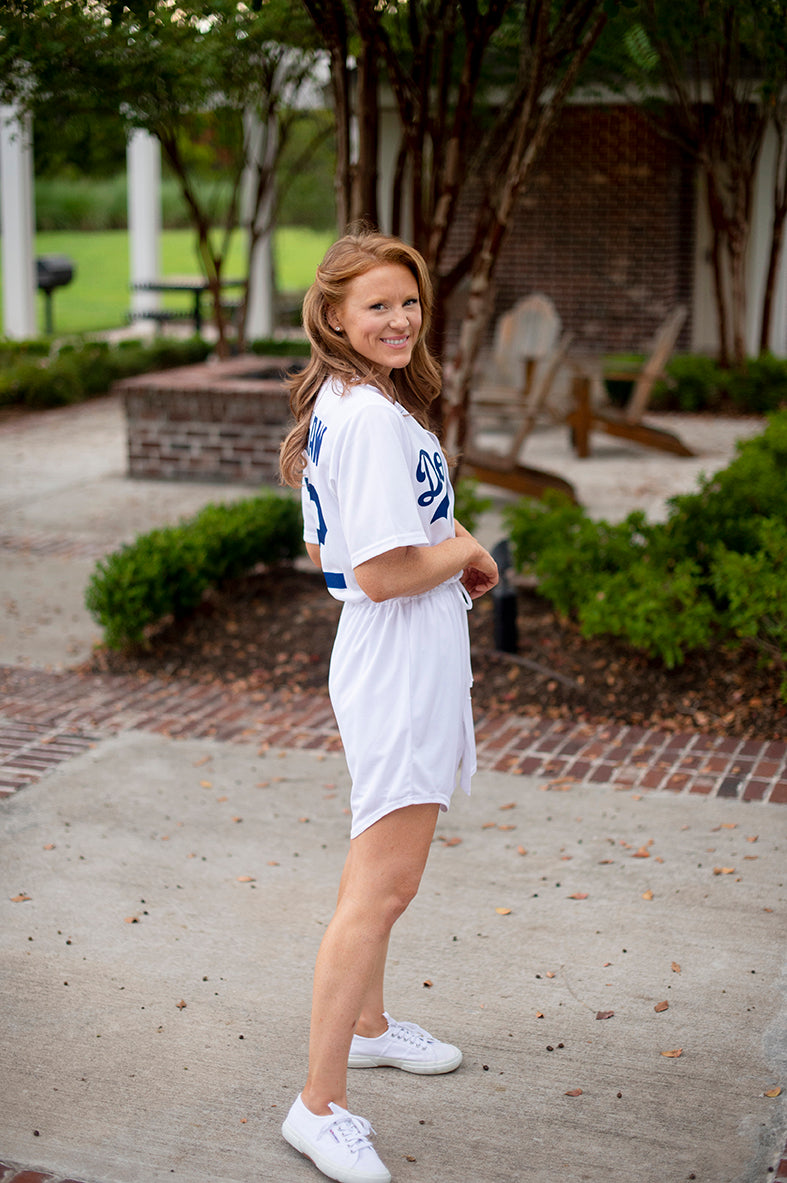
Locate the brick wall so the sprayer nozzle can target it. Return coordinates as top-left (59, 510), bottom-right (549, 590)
top-left (443, 103), bottom-right (695, 354)
top-left (118, 356), bottom-right (299, 484)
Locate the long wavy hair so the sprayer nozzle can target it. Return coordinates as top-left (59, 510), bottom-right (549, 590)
top-left (279, 230), bottom-right (441, 489)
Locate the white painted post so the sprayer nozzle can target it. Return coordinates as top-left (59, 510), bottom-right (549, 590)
top-left (243, 111), bottom-right (275, 340)
top-left (0, 104), bottom-right (37, 339)
top-left (127, 127), bottom-right (162, 321)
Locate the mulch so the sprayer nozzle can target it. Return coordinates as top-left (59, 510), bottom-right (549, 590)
top-left (85, 564), bottom-right (787, 742)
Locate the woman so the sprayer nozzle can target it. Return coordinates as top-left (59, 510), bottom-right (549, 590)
top-left (279, 230), bottom-right (498, 1183)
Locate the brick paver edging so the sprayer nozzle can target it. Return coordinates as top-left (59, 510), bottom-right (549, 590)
top-left (1, 664), bottom-right (786, 805)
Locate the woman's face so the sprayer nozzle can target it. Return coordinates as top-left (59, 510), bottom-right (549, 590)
top-left (329, 263), bottom-right (423, 375)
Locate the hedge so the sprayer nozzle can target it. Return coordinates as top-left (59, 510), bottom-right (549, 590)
top-left (504, 410), bottom-right (787, 697)
top-left (85, 492), bottom-right (303, 650)
top-left (0, 337), bottom-right (211, 410)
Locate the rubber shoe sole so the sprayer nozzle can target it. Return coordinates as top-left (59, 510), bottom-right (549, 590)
top-left (347, 1044), bottom-right (462, 1073)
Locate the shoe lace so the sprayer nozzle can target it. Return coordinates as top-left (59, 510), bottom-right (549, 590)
top-left (389, 1019), bottom-right (434, 1048)
top-left (321, 1112), bottom-right (375, 1156)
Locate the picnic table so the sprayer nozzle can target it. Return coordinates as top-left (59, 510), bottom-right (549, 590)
top-left (130, 275), bottom-right (245, 333)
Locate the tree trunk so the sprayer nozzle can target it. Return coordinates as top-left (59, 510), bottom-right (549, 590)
top-left (760, 116), bottom-right (787, 353)
top-left (705, 170), bottom-right (731, 368)
top-left (442, 4), bottom-right (607, 463)
top-left (351, 0), bottom-right (380, 227)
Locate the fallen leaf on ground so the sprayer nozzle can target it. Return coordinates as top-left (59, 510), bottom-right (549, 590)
top-left (713, 867), bottom-right (735, 875)
top-left (199, 780), bottom-right (213, 788)
top-left (596, 1010), bottom-right (615, 1021)
top-left (641, 890), bottom-right (654, 900)
top-left (517, 846), bottom-right (528, 856)
top-left (43, 843), bottom-right (55, 851)
top-left (423, 980), bottom-right (433, 988)
top-left (11, 893), bottom-right (32, 903)
top-left (495, 907), bottom-right (512, 915)
top-left (569, 892), bottom-right (589, 900)
top-left (237, 875), bottom-right (255, 883)
top-left (564, 1088), bottom-right (583, 1097)
top-left (654, 1001), bottom-right (669, 1013)
top-left (499, 802), bottom-right (516, 811)
top-left (764, 1086), bottom-right (782, 1097)
top-left (671, 962), bottom-right (681, 973)
top-left (440, 836), bottom-right (462, 847)
top-left (661, 1048), bottom-right (683, 1058)
top-left (746, 835), bottom-right (759, 843)
top-left (546, 971), bottom-right (556, 979)
top-left (632, 846), bottom-right (651, 858)
top-left (176, 1000), bottom-right (187, 1010)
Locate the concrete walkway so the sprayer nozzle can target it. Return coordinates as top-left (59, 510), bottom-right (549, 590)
top-left (0, 398), bottom-right (785, 1183)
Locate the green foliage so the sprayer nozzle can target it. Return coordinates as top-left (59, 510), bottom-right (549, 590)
top-left (0, 337), bottom-right (211, 410)
top-left (85, 492), bottom-right (303, 649)
top-left (650, 354), bottom-right (724, 412)
top-left (0, 340), bottom-right (50, 368)
top-left (710, 517), bottom-right (787, 696)
top-left (724, 353), bottom-right (787, 415)
top-left (649, 353), bottom-right (787, 415)
top-left (504, 411), bottom-right (787, 690)
top-left (453, 479), bottom-right (493, 536)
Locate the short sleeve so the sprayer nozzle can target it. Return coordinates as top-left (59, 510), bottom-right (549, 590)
top-left (301, 478), bottom-right (320, 545)
top-left (333, 404), bottom-right (429, 567)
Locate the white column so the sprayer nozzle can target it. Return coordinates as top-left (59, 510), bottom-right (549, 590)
top-left (127, 128), bottom-right (162, 319)
top-left (0, 104), bottom-right (37, 339)
top-left (243, 111), bottom-right (275, 340)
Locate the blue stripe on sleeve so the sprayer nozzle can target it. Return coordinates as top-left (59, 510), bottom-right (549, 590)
top-left (324, 571), bottom-right (347, 590)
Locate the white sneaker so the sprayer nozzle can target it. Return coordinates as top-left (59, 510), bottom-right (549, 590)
top-left (348, 1012), bottom-right (463, 1074)
top-left (281, 1094), bottom-right (391, 1183)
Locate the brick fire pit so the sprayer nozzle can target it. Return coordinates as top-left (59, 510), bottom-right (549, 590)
top-left (117, 353), bottom-right (305, 484)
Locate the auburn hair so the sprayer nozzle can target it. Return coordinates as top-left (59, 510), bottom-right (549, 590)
top-left (279, 230), bottom-right (441, 489)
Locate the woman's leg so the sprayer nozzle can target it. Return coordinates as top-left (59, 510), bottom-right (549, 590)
top-left (334, 861), bottom-right (390, 1040)
top-left (300, 802), bottom-right (440, 1116)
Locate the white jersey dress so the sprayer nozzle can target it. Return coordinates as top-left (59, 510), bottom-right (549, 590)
top-left (301, 376), bottom-right (476, 839)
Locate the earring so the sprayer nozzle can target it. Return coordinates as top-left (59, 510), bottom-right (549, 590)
top-left (333, 325), bottom-right (343, 334)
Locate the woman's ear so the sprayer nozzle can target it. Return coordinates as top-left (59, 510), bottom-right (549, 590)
top-left (326, 307), bottom-right (343, 334)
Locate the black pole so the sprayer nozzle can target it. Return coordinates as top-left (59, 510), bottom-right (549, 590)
top-left (491, 538), bottom-right (518, 654)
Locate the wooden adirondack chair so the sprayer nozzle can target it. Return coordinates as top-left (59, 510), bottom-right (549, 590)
top-left (566, 305), bottom-right (695, 458)
top-left (464, 295), bottom-right (578, 502)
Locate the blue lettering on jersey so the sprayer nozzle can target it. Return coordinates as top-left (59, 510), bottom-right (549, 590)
top-left (416, 449), bottom-right (450, 523)
top-left (304, 476), bottom-right (328, 545)
top-left (308, 416), bottom-right (328, 465)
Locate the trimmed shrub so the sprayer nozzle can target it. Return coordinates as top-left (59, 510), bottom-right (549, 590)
top-left (504, 410), bottom-right (787, 690)
top-left (85, 492), bottom-right (303, 650)
top-left (0, 337), bottom-right (211, 410)
top-left (650, 352), bottom-right (787, 415)
top-left (453, 479), bottom-right (493, 536)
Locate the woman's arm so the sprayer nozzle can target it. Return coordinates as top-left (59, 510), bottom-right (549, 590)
top-left (354, 521), bottom-right (498, 603)
top-left (306, 541), bottom-right (322, 569)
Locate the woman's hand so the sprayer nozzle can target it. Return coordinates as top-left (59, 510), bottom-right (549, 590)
top-left (454, 522), bottom-right (499, 600)
top-left (354, 522), bottom-right (498, 603)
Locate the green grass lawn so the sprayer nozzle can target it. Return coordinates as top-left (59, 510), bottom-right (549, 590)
top-left (0, 226), bottom-right (334, 337)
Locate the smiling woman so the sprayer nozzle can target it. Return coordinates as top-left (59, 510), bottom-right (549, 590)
top-left (277, 230), bottom-right (498, 1183)
top-left (327, 263), bottom-right (423, 376)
